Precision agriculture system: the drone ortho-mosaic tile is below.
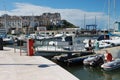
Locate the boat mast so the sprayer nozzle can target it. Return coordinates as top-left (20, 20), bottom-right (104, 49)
top-left (108, 0), bottom-right (110, 31)
top-left (114, 0), bottom-right (116, 32)
top-left (84, 14), bottom-right (86, 28)
top-left (3, 2), bottom-right (7, 34)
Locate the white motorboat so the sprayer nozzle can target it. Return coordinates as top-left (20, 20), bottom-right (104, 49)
top-left (84, 34), bottom-right (120, 50)
top-left (3, 36), bottom-right (14, 44)
top-left (84, 40), bottom-right (111, 50)
top-left (0, 34), bottom-right (14, 45)
top-left (101, 59), bottom-right (120, 71)
top-left (48, 33), bottom-right (75, 50)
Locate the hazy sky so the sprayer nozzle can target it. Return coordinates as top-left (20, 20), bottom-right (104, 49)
top-left (0, 0), bottom-right (119, 29)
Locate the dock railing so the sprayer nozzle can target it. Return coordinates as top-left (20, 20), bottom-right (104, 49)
top-left (34, 41), bottom-right (84, 52)
top-left (13, 41), bottom-right (28, 56)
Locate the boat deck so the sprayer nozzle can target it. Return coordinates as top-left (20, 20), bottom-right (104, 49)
top-left (0, 47), bottom-right (79, 80)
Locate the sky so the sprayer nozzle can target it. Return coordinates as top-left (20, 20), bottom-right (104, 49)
top-left (0, 0), bottom-right (120, 29)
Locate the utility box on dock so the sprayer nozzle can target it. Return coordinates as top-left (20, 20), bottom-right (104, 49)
top-left (27, 39), bottom-right (34, 56)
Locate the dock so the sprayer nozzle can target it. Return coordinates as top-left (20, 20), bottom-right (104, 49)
top-left (35, 47), bottom-right (94, 57)
top-left (0, 47), bottom-right (79, 80)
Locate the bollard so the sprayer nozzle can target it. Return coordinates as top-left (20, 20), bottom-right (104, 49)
top-left (27, 38), bottom-right (34, 56)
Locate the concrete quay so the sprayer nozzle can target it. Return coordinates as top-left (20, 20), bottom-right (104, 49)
top-left (0, 47), bottom-right (79, 80)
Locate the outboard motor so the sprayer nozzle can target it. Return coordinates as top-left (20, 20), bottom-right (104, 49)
top-left (90, 56), bottom-right (104, 67)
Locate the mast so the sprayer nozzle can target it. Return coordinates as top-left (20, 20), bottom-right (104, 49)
top-left (95, 16), bottom-right (96, 25)
top-left (3, 2), bottom-right (7, 34)
top-left (114, 0), bottom-right (116, 20)
top-left (84, 14), bottom-right (86, 28)
top-left (114, 0), bottom-right (116, 32)
top-left (108, 0), bottom-right (110, 31)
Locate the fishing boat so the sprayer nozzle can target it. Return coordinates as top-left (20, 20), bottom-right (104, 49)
top-left (83, 54), bottom-right (104, 67)
top-left (101, 59), bottom-right (120, 71)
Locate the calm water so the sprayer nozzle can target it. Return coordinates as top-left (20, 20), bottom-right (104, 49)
top-left (53, 37), bottom-right (120, 80)
top-left (59, 64), bottom-right (120, 80)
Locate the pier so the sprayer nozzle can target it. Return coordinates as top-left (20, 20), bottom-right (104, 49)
top-left (0, 47), bottom-right (79, 80)
top-left (35, 49), bottom-right (94, 57)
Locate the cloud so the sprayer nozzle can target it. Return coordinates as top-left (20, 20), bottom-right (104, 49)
top-left (0, 3), bottom-right (110, 29)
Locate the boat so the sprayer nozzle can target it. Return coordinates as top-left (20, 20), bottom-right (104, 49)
top-left (35, 33), bottom-right (75, 51)
top-left (83, 54), bottom-right (104, 67)
top-left (84, 34), bottom-right (120, 50)
top-left (101, 58), bottom-right (120, 71)
top-left (3, 36), bottom-right (14, 45)
top-left (52, 53), bottom-right (81, 63)
top-left (0, 34), bottom-right (14, 45)
top-left (66, 56), bottom-right (88, 65)
top-left (52, 51), bottom-right (94, 64)
top-left (84, 41), bottom-right (112, 50)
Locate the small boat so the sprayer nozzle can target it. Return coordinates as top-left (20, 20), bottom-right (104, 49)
top-left (52, 53), bottom-right (81, 63)
top-left (0, 34), bottom-right (14, 45)
top-left (101, 59), bottom-right (120, 71)
top-left (53, 51), bottom-right (94, 63)
top-left (67, 56), bottom-right (88, 65)
top-left (83, 54), bottom-right (104, 67)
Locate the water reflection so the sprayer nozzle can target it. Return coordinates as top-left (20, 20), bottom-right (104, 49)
top-left (102, 68), bottom-right (120, 80)
top-left (103, 72), bottom-right (112, 80)
top-left (62, 64), bottom-right (120, 80)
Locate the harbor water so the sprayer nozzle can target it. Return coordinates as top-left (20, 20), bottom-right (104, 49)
top-left (62, 64), bottom-right (120, 80)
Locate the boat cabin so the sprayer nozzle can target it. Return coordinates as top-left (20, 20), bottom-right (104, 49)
top-left (97, 35), bottom-right (110, 41)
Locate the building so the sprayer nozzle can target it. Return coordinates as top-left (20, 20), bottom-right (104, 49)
top-left (114, 21), bottom-right (120, 32)
top-left (0, 14), bottom-right (22, 34)
top-left (0, 13), bottom-right (61, 34)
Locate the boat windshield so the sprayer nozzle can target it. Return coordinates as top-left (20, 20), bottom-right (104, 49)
top-left (97, 35), bottom-right (110, 41)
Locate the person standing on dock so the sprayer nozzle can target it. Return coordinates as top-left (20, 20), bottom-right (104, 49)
top-left (88, 39), bottom-right (92, 51)
top-left (94, 41), bottom-right (99, 50)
